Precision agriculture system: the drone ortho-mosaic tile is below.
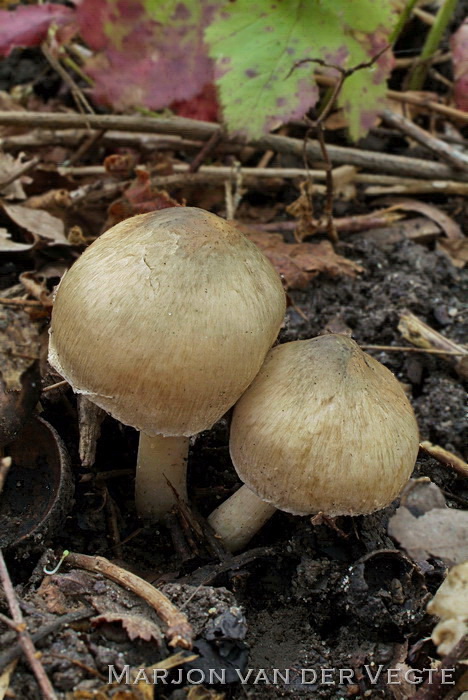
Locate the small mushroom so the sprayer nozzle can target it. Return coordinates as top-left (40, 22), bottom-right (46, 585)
top-left (209, 334), bottom-right (420, 551)
top-left (427, 562), bottom-right (468, 657)
top-left (49, 207), bottom-right (285, 520)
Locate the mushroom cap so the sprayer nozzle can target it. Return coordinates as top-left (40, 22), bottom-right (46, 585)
top-left (230, 334), bottom-right (420, 516)
top-left (49, 207), bottom-right (285, 436)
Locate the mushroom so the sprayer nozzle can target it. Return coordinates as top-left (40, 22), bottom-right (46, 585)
top-left (48, 207), bottom-right (285, 520)
top-left (208, 334), bottom-right (420, 551)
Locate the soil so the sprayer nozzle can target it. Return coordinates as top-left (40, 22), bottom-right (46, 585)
top-left (0, 38), bottom-right (467, 700)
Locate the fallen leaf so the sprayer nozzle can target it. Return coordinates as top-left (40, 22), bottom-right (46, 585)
top-left (106, 169), bottom-right (182, 229)
top-left (246, 230), bottom-right (363, 289)
top-left (78, 0), bottom-right (216, 112)
top-left (378, 197), bottom-right (464, 240)
top-left (388, 480), bottom-right (468, 566)
top-left (0, 659), bottom-right (18, 700)
top-left (451, 19), bottom-right (468, 113)
top-left (92, 612), bottom-right (163, 644)
top-left (171, 82), bottom-right (219, 122)
top-left (0, 4), bottom-right (76, 56)
top-left (19, 271), bottom-right (54, 306)
top-left (0, 228), bottom-right (33, 252)
top-left (0, 152), bottom-right (29, 199)
top-left (437, 238), bottom-right (468, 268)
top-left (2, 202), bottom-right (68, 245)
top-left (285, 180), bottom-right (317, 241)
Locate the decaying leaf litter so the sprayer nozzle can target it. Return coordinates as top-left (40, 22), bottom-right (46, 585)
top-left (0, 0), bottom-right (466, 698)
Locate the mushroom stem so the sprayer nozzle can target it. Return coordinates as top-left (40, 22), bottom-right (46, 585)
top-left (135, 433), bottom-right (189, 520)
top-left (208, 484), bottom-right (276, 552)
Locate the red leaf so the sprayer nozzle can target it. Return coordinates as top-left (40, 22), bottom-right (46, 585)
top-left (0, 5), bottom-right (77, 56)
top-left (171, 83), bottom-right (219, 122)
top-left (76, 0), bottom-right (216, 111)
top-left (451, 19), bottom-right (468, 112)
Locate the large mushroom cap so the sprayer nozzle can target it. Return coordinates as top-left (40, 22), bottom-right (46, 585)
top-left (230, 334), bottom-right (420, 516)
top-left (49, 207), bottom-right (285, 436)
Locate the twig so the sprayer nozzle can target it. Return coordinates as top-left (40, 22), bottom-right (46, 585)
top-left (407, 0), bottom-right (459, 90)
top-left (42, 43), bottom-right (94, 116)
top-left (42, 380), bottom-right (69, 393)
top-left (381, 109), bottom-right (468, 172)
top-left (189, 127), bottom-right (223, 173)
top-left (0, 550), bottom-right (58, 699)
top-left (248, 208), bottom-right (403, 235)
top-left (0, 297), bottom-right (44, 308)
top-left (361, 344), bottom-right (466, 356)
top-left (387, 90), bottom-right (468, 125)
top-left (419, 441), bottom-right (468, 478)
top-left (0, 112), bottom-right (466, 180)
top-left (64, 551), bottom-right (193, 649)
top-left (0, 609), bottom-right (94, 672)
top-left (59, 162), bottom-right (468, 196)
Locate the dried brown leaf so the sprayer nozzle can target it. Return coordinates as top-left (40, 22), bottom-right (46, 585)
top-left (91, 612), bottom-right (162, 644)
top-left (380, 197), bottom-right (464, 240)
top-left (0, 228), bottom-right (33, 252)
top-left (0, 151), bottom-right (28, 199)
top-left (389, 481), bottom-right (468, 567)
top-left (437, 238), bottom-right (468, 268)
top-left (2, 202), bottom-right (68, 245)
top-left (285, 180), bottom-right (317, 241)
top-left (247, 230), bottom-right (363, 289)
top-left (106, 169), bottom-right (181, 229)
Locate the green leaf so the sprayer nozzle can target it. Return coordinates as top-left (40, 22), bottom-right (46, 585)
top-left (206, 0), bottom-right (400, 139)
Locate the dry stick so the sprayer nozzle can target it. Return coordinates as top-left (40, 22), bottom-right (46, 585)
top-left (0, 112), bottom-right (466, 181)
top-left (419, 441), bottom-right (468, 478)
top-left (380, 109), bottom-right (468, 172)
top-left (42, 380), bottom-right (69, 393)
top-left (188, 127), bottom-right (223, 173)
top-left (0, 297), bottom-right (44, 308)
top-left (42, 44), bottom-right (94, 116)
top-left (64, 551), bottom-right (193, 649)
top-left (0, 609), bottom-right (94, 672)
top-left (249, 209), bottom-right (403, 235)
top-left (0, 550), bottom-right (58, 700)
top-left (386, 89), bottom-right (468, 125)
top-left (361, 344), bottom-right (466, 356)
top-left (58, 163), bottom-right (468, 196)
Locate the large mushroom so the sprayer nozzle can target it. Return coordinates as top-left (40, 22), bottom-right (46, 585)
top-left (209, 334), bottom-right (420, 551)
top-left (49, 207), bottom-right (285, 519)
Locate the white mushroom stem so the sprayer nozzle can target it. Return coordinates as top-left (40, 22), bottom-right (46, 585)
top-left (208, 484), bottom-right (276, 552)
top-left (135, 433), bottom-right (189, 520)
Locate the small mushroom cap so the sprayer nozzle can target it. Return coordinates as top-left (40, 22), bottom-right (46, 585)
top-left (49, 207), bottom-right (285, 436)
top-left (230, 334), bottom-right (420, 516)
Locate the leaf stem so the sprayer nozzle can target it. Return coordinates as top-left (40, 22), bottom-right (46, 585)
top-left (390, 0), bottom-right (419, 45)
top-left (408, 0), bottom-right (458, 90)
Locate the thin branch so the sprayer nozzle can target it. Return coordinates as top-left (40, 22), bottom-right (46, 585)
top-left (64, 551), bottom-right (193, 649)
top-left (0, 550), bottom-right (58, 699)
top-left (0, 610), bottom-right (94, 672)
top-left (381, 109), bottom-right (468, 172)
top-left (0, 112), bottom-right (466, 181)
